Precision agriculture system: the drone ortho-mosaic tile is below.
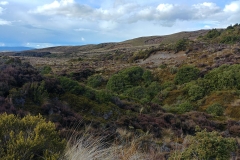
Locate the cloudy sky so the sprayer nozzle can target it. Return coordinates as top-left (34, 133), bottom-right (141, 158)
top-left (0, 0), bottom-right (239, 48)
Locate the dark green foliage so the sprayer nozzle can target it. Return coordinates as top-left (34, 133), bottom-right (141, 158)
top-left (106, 74), bottom-right (125, 93)
top-left (205, 29), bottom-right (221, 39)
top-left (87, 75), bottom-right (104, 88)
top-left (95, 90), bottom-right (112, 103)
top-left (187, 84), bottom-right (205, 101)
top-left (29, 81), bottom-right (49, 104)
top-left (175, 38), bottom-right (188, 52)
top-left (177, 101), bottom-right (194, 113)
top-left (106, 66), bottom-right (144, 93)
top-left (59, 77), bottom-right (85, 95)
top-left (0, 113), bottom-right (66, 160)
top-left (227, 25), bottom-right (234, 30)
top-left (41, 65), bottom-right (52, 74)
top-left (124, 86), bottom-right (149, 100)
top-left (204, 64), bottom-right (240, 91)
top-left (161, 81), bottom-right (175, 90)
top-left (119, 66), bottom-right (144, 84)
top-left (220, 35), bottom-right (240, 44)
top-left (174, 66), bottom-right (200, 85)
top-left (147, 82), bottom-right (161, 99)
top-left (61, 93), bottom-right (95, 112)
top-left (142, 70), bottom-right (153, 84)
top-left (169, 129), bottom-right (237, 160)
top-left (206, 103), bottom-right (224, 116)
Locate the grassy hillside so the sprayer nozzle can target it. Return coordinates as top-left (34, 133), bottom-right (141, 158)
top-left (0, 24), bottom-right (240, 159)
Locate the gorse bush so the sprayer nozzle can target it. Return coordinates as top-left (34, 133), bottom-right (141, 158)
top-left (0, 113), bottom-right (66, 160)
top-left (220, 35), bottom-right (240, 44)
top-left (87, 75), bottom-right (104, 88)
top-left (59, 76), bottom-right (85, 95)
top-left (175, 38), bottom-right (188, 52)
top-left (187, 84), bottom-right (205, 101)
top-left (41, 65), bottom-right (52, 75)
top-left (204, 29), bottom-right (221, 39)
top-left (174, 66), bottom-right (200, 85)
top-left (169, 129), bottom-right (237, 160)
top-left (206, 103), bottom-right (224, 116)
top-left (177, 101), bottom-right (194, 113)
top-left (106, 66), bottom-right (144, 93)
top-left (204, 64), bottom-right (240, 91)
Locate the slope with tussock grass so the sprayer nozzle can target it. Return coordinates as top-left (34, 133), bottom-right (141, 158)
top-left (62, 135), bottom-right (152, 160)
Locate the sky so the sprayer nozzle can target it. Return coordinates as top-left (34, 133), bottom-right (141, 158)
top-left (0, 0), bottom-right (239, 48)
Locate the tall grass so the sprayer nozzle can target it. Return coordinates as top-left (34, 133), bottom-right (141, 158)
top-left (62, 134), bottom-right (151, 160)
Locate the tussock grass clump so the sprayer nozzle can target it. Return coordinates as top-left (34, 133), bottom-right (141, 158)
top-left (62, 135), bottom-right (150, 160)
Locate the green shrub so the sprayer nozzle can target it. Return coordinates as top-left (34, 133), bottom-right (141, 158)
top-left (174, 66), bottom-right (200, 85)
top-left (169, 129), bottom-right (237, 160)
top-left (106, 66), bottom-right (144, 93)
top-left (220, 35), bottom-right (240, 44)
top-left (61, 93), bottom-right (95, 112)
top-left (41, 65), bottom-right (52, 75)
top-left (204, 29), bottom-right (221, 39)
top-left (123, 86), bottom-right (148, 100)
top-left (175, 39), bottom-right (188, 52)
top-left (206, 103), bottom-right (224, 116)
top-left (95, 90), bottom-right (112, 103)
top-left (106, 74), bottom-right (125, 93)
top-left (146, 82), bottom-right (161, 99)
top-left (187, 84), bottom-right (205, 101)
top-left (142, 70), bottom-right (153, 84)
top-left (0, 113), bottom-right (66, 160)
top-left (204, 64), bottom-right (240, 91)
top-left (177, 101), bottom-right (194, 113)
top-left (30, 81), bottom-right (49, 104)
top-left (161, 81), bottom-right (175, 90)
top-left (118, 66), bottom-right (144, 84)
top-left (59, 77), bottom-right (85, 95)
top-left (87, 75), bottom-right (104, 88)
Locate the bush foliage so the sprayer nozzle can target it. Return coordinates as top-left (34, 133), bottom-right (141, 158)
top-left (169, 129), bottom-right (237, 160)
top-left (0, 113), bottom-right (66, 160)
top-left (174, 66), bottom-right (200, 85)
top-left (206, 103), bottom-right (224, 116)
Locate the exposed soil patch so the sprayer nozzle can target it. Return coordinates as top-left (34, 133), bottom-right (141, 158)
top-left (138, 51), bottom-right (187, 66)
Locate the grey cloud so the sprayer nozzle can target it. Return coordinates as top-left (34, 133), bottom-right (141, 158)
top-left (29, 0), bottom-right (240, 27)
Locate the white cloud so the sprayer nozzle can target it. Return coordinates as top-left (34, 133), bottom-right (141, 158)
top-left (0, 18), bottom-right (10, 25)
top-left (2, 0), bottom-right (240, 46)
top-left (157, 4), bottom-right (174, 12)
top-left (0, 42), bottom-right (5, 46)
top-left (193, 2), bottom-right (221, 19)
top-left (27, 0), bottom-right (240, 28)
top-left (99, 21), bottom-right (118, 30)
top-left (25, 42), bottom-right (57, 48)
top-left (0, 1), bottom-right (8, 5)
top-left (204, 25), bottom-right (211, 29)
top-left (224, 1), bottom-right (240, 12)
top-left (32, 0), bottom-right (93, 17)
top-left (81, 37), bottom-right (85, 41)
top-left (74, 28), bottom-right (98, 32)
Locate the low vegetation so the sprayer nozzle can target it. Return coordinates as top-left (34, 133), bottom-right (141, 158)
top-left (0, 24), bottom-right (240, 159)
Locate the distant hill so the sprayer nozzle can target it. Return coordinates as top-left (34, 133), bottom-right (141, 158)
top-left (17, 29), bottom-right (210, 57)
top-left (0, 46), bottom-right (35, 52)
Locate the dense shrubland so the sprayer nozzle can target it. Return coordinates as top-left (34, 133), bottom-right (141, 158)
top-left (1, 24), bottom-right (240, 159)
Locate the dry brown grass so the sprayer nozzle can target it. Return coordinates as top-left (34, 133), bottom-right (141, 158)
top-left (62, 134), bottom-right (154, 160)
